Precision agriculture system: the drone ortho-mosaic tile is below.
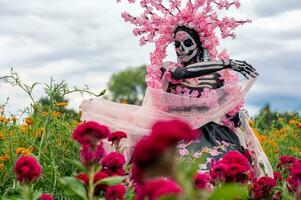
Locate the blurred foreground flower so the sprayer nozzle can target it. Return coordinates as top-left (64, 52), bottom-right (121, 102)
top-left (14, 156), bottom-right (42, 183)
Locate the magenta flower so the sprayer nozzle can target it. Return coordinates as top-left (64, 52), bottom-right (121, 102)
top-left (80, 144), bottom-right (106, 168)
top-left (72, 121), bottom-right (109, 147)
top-left (135, 178), bottom-right (182, 200)
top-left (194, 173), bottom-right (212, 190)
top-left (108, 131), bottom-right (127, 143)
top-left (105, 184), bottom-right (127, 200)
top-left (40, 193), bottom-right (53, 200)
top-left (101, 152), bottom-right (126, 176)
top-left (251, 176), bottom-right (276, 200)
top-left (210, 151), bottom-right (254, 183)
top-left (14, 156), bottom-right (42, 184)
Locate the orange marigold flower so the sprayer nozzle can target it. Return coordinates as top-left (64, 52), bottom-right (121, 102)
top-left (51, 111), bottom-right (61, 117)
top-left (0, 163), bottom-right (4, 171)
top-left (289, 119), bottom-right (297, 125)
top-left (16, 147), bottom-right (32, 156)
top-left (19, 125), bottom-right (28, 133)
top-left (298, 123), bottom-right (301, 129)
top-left (24, 117), bottom-right (33, 126)
top-left (0, 132), bottom-right (5, 140)
top-left (40, 112), bottom-right (48, 117)
top-left (0, 116), bottom-right (6, 122)
top-left (55, 102), bottom-right (68, 107)
top-left (0, 154), bottom-right (10, 161)
top-left (11, 116), bottom-right (18, 122)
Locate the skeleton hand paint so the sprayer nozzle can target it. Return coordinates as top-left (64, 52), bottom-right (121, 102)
top-left (225, 59), bottom-right (259, 79)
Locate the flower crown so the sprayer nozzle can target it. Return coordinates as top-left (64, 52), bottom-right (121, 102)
top-left (116, 0), bottom-right (251, 88)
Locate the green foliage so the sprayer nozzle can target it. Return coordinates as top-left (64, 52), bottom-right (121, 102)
top-left (59, 177), bottom-right (87, 200)
top-left (208, 184), bottom-right (249, 200)
top-left (107, 66), bottom-right (147, 105)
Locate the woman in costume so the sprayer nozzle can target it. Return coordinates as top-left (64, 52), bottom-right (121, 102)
top-left (80, 0), bottom-right (273, 177)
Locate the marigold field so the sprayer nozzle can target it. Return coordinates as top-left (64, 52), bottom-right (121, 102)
top-left (0, 73), bottom-right (300, 199)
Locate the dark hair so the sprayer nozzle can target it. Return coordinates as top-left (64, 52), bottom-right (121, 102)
top-left (174, 26), bottom-right (204, 62)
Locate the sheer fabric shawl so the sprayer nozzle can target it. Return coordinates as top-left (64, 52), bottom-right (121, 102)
top-left (80, 70), bottom-right (273, 177)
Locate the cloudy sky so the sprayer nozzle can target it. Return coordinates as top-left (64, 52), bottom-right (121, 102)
top-left (0, 0), bottom-right (301, 116)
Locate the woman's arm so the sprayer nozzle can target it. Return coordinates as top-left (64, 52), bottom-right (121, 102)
top-left (170, 60), bottom-right (258, 80)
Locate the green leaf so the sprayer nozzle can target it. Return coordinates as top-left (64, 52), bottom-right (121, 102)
top-left (125, 188), bottom-right (135, 200)
top-left (59, 177), bottom-right (87, 200)
top-left (209, 183), bottom-right (249, 200)
top-left (65, 158), bottom-right (86, 172)
top-left (96, 176), bottom-right (125, 186)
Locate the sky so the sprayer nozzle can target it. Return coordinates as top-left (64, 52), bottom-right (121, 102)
top-left (0, 0), bottom-right (301, 117)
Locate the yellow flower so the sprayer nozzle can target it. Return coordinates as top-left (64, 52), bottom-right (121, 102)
top-left (0, 116), bottom-right (6, 122)
top-left (120, 100), bottom-right (128, 104)
top-left (35, 128), bottom-right (45, 138)
top-left (0, 131), bottom-right (5, 140)
top-left (16, 147), bottom-right (32, 155)
top-left (40, 111), bottom-right (48, 117)
top-left (24, 117), bottom-right (33, 125)
top-left (0, 154), bottom-right (10, 161)
top-left (51, 111), bottom-right (61, 117)
top-left (55, 102), bottom-right (68, 107)
top-left (11, 116), bottom-right (17, 122)
top-left (0, 163), bottom-right (4, 171)
top-left (19, 125), bottom-right (28, 133)
top-left (249, 120), bottom-right (255, 127)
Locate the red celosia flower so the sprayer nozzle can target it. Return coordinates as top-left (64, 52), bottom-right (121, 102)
top-left (135, 178), bottom-right (182, 200)
top-left (105, 184), bottom-right (127, 200)
top-left (80, 144), bottom-right (106, 168)
top-left (273, 172), bottom-right (283, 183)
top-left (131, 120), bottom-right (197, 183)
top-left (221, 151), bottom-right (250, 169)
top-left (210, 163), bottom-right (228, 182)
top-left (252, 176), bottom-right (276, 200)
top-left (40, 193), bottom-right (53, 200)
top-left (276, 155), bottom-right (296, 168)
top-left (194, 173), bottom-right (212, 190)
top-left (151, 120), bottom-right (198, 145)
top-left (108, 131), bottom-right (127, 143)
top-left (72, 121), bottom-right (109, 147)
top-left (76, 173), bottom-right (89, 185)
top-left (289, 160), bottom-right (301, 191)
top-left (210, 151), bottom-right (254, 183)
top-left (14, 156), bottom-right (42, 183)
top-left (101, 152), bottom-right (126, 176)
top-left (76, 171), bottom-right (109, 195)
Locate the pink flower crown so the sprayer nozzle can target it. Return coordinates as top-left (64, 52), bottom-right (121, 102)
top-left (116, 0), bottom-right (251, 88)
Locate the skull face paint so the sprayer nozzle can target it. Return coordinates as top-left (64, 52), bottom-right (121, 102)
top-left (174, 30), bottom-right (198, 64)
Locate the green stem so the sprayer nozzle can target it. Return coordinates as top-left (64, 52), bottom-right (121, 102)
top-left (88, 165), bottom-right (96, 200)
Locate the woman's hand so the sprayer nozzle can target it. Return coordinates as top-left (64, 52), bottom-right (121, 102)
top-left (225, 59), bottom-right (259, 79)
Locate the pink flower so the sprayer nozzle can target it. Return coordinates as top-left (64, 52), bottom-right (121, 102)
top-left (101, 152), bottom-right (126, 176)
top-left (14, 156), bottom-right (42, 183)
top-left (105, 184), bottom-right (127, 200)
top-left (40, 194), bottom-right (53, 200)
top-left (108, 131), bottom-right (127, 143)
top-left (72, 121), bottom-right (109, 147)
top-left (194, 173), bottom-right (212, 190)
top-left (80, 144), bottom-right (106, 168)
top-left (135, 178), bottom-right (182, 200)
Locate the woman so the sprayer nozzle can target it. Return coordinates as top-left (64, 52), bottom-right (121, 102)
top-left (81, 0), bottom-right (273, 177)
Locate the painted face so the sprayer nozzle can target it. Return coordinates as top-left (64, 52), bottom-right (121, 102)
top-left (174, 30), bottom-right (198, 64)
